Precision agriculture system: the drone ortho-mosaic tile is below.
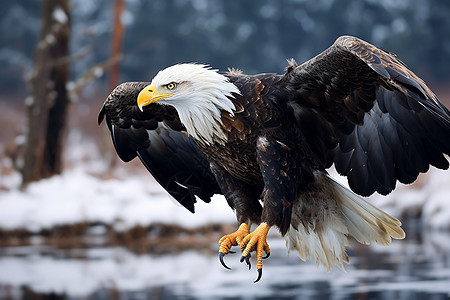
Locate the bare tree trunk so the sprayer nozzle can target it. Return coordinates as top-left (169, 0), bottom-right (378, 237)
top-left (110, 0), bottom-right (125, 90)
top-left (22, 0), bottom-right (71, 187)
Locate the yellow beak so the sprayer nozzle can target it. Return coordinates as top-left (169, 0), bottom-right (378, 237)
top-left (137, 84), bottom-right (173, 111)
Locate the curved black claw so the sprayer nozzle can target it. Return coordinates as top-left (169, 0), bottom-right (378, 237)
top-left (254, 268), bottom-right (263, 283)
top-left (219, 252), bottom-right (231, 270)
top-left (240, 254), bottom-right (252, 270)
top-left (262, 252), bottom-right (270, 259)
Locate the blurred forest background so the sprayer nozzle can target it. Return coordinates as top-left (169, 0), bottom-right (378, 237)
top-left (1, 0), bottom-right (450, 186)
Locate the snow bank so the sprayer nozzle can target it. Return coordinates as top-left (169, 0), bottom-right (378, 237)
top-left (0, 164), bottom-right (449, 232)
top-left (0, 168), bottom-right (235, 232)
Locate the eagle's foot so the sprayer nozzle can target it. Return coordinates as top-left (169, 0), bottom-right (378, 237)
top-left (240, 222), bottom-right (271, 283)
top-left (218, 223), bottom-right (250, 270)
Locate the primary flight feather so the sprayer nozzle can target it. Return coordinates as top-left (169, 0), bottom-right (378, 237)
top-left (98, 36), bottom-right (450, 282)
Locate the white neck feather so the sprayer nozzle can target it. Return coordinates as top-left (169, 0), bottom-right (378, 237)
top-left (151, 64), bottom-right (241, 145)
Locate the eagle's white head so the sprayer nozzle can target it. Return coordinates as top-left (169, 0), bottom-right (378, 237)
top-left (137, 63), bottom-right (240, 145)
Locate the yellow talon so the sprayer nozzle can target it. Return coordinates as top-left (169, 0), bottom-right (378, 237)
top-left (240, 222), bottom-right (271, 282)
top-left (218, 222), bottom-right (271, 282)
top-left (219, 223), bottom-right (250, 270)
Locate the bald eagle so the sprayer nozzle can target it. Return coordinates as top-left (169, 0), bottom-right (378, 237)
top-left (98, 36), bottom-right (450, 282)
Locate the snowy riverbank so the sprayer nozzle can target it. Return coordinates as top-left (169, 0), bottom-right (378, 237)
top-left (0, 165), bottom-right (449, 233)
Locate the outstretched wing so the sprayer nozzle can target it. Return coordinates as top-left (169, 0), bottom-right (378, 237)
top-left (98, 82), bottom-right (221, 212)
top-left (284, 35), bottom-right (450, 196)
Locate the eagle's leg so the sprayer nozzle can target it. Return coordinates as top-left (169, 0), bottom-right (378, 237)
top-left (240, 222), bottom-right (271, 282)
top-left (218, 223), bottom-right (250, 269)
top-left (208, 162), bottom-right (264, 273)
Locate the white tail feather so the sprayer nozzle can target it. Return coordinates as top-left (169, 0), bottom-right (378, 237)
top-left (285, 172), bottom-right (405, 271)
top-left (331, 176), bottom-right (405, 244)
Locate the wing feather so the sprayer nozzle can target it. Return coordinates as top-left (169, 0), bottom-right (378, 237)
top-left (284, 35), bottom-right (450, 196)
top-left (99, 82), bottom-right (221, 212)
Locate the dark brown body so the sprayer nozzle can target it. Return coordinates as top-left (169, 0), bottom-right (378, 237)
top-left (196, 72), bottom-right (324, 233)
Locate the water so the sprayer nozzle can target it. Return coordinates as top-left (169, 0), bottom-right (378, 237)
top-left (0, 226), bottom-right (449, 300)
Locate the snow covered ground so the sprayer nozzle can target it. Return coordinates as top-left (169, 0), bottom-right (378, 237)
top-left (0, 158), bottom-right (449, 232)
top-left (0, 167), bottom-right (235, 232)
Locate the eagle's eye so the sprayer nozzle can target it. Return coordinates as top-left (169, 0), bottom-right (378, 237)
top-left (166, 82), bottom-right (177, 90)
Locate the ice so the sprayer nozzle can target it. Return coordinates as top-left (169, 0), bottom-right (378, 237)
top-left (0, 236), bottom-right (448, 298)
